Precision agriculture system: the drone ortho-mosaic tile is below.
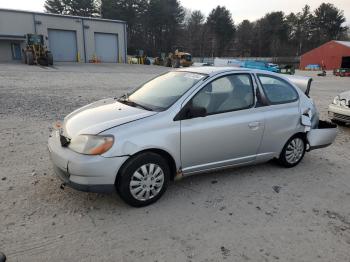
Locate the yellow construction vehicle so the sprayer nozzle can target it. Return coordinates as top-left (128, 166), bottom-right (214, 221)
top-left (153, 50), bottom-right (193, 68)
top-left (23, 34), bottom-right (53, 66)
top-left (169, 49), bottom-right (193, 68)
top-left (153, 52), bottom-right (167, 66)
top-left (153, 56), bottom-right (164, 66)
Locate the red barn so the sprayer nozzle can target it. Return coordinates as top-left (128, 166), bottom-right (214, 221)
top-left (300, 40), bottom-right (350, 70)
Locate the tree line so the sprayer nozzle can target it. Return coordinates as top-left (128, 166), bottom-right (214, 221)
top-left (44, 0), bottom-right (349, 57)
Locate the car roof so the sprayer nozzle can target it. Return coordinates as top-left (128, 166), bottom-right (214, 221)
top-left (179, 66), bottom-right (312, 80)
top-left (177, 66), bottom-right (252, 76)
top-left (177, 66), bottom-right (312, 94)
top-left (177, 66), bottom-right (291, 77)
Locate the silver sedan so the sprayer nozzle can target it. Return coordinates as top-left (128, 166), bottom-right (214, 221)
top-left (48, 67), bottom-right (337, 206)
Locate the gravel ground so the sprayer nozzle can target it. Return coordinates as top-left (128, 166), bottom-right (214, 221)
top-left (0, 63), bottom-right (350, 262)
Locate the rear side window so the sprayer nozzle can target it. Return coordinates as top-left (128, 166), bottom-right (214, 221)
top-left (258, 75), bottom-right (298, 104)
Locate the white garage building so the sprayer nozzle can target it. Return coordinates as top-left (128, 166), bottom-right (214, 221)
top-left (0, 8), bottom-right (127, 63)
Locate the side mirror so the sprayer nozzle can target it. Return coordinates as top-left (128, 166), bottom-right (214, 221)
top-left (174, 105), bottom-right (207, 121)
top-left (189, 106), bottom-right (207, 118)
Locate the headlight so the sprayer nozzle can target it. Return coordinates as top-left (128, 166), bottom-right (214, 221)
top-left (69, 135), bottom-right (114, 155)
top-left (333, 96), bottom-right (340, 105)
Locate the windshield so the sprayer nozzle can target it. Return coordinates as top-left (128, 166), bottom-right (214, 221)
top-left (127, 71), bottom-right (205, 111)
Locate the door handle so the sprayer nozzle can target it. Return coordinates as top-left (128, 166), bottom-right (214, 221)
top-left (248, 121), bottom-right (261, 129)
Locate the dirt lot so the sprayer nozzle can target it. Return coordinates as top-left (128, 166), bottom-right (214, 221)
top-left (1, 63), bottom-right (350, 262)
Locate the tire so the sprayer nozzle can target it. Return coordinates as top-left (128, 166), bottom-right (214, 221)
top-left (116, 152), bottom-right (170, 207)
top-left (172, 59), bottom-right (180, 68)
top-left (165, 58), bottom-right (172, 67)
top-left (22, 50), bottom-right (27, 64)
top-left (26, 51), bottom-right (34, 65)
top-left (38, 57), bottom-right (49, 66)
top-left (279, 135), bottom-right (306, 168)
top-left (47, 52), bottom-right (53, 65)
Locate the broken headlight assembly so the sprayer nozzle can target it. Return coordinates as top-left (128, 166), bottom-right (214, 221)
top-left (68, 135), bottom-right (114, 155)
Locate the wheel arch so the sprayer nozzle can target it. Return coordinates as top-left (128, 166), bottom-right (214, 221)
top-left (278, 132), bottom-right (307, 167)
top-left (116, 148), bottom-right (178, 185)
top-left (278, 132), bottom-right (307, 156)
top-left (289, 132), bottom-right (308, 146)
top-left (293, 131), bottom-right (307, 141)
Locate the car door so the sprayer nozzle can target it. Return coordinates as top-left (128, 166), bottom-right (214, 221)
top-left (255, 74), bottom-right (302, 160)
top-left (178, 73), bottom-right (265, 174)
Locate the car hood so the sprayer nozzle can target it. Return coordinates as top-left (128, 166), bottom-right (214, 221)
top-left (63, 98), bottom-right (157, 138)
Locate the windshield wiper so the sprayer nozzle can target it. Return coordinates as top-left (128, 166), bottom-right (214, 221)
top-left (117, 93), bottom-right (129, 100)
top-left (117, 97), bottom-right (153, 111)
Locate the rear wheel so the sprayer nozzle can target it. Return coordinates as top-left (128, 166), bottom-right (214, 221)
top-left (22, 50), bottom-right (27, 64)
top-left (26, 51), bottom-right (34, 65)
top-left (38, 57), bottom-right (49, 66)
top-left (47, 52), bottom-right (53, 65)
top-left (165, 58), bottom-right (172, 67)
top-left (116, 152), bottom-right (170, 207)
top-left (279, 135), bottom-right (306, 168)
top-left (172, 58), bottom-right (180, 68)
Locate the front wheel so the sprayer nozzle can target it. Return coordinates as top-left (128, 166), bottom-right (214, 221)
top-left (279, 136), bottom-right (306, 168)
top-left (116, 152), bottom-right (170, 207)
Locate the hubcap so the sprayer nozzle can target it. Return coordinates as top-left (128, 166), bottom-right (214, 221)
top-left (129, 163), bottom-right (164, 201)
top-left (285, 138), bottom-right (304, 164)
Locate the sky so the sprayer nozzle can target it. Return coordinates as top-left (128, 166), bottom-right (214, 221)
top-left (0, 0), bottom-right (349, 24)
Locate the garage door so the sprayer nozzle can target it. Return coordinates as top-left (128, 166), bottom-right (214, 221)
top-left (48, 29), bottom-right (77, 62)
top-left (95, 33), bottom-right (118, 63)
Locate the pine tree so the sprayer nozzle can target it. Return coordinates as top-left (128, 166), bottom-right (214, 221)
top-left (45, 0), bottom-right (98, 17)
top-left (206, 6), bottom-right (235, 56)
top-left (44, 0), bottom-right (65, 14)
top-left (68, 0), bottom-right (99, 17)
top-left (312, 3), bottom-right (347, 43)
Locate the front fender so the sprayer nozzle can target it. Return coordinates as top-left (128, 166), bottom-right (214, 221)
top-left (100, 113), bottom-right (181, 169)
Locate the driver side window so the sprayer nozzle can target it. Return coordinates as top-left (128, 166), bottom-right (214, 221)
top-left (191, 74), bottom-right (254, 115)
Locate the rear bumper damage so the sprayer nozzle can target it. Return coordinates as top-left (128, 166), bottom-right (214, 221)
top-left (306, 120), bottom-right (337, 151)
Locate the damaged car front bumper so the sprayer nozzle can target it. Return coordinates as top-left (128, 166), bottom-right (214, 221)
top-left (48, 131), bottom-right (128, 193)
top-left (328, 104), bottom-right (350, 124)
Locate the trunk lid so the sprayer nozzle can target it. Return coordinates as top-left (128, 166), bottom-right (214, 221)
top-left (284, 75), bottom-right (313, 96)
